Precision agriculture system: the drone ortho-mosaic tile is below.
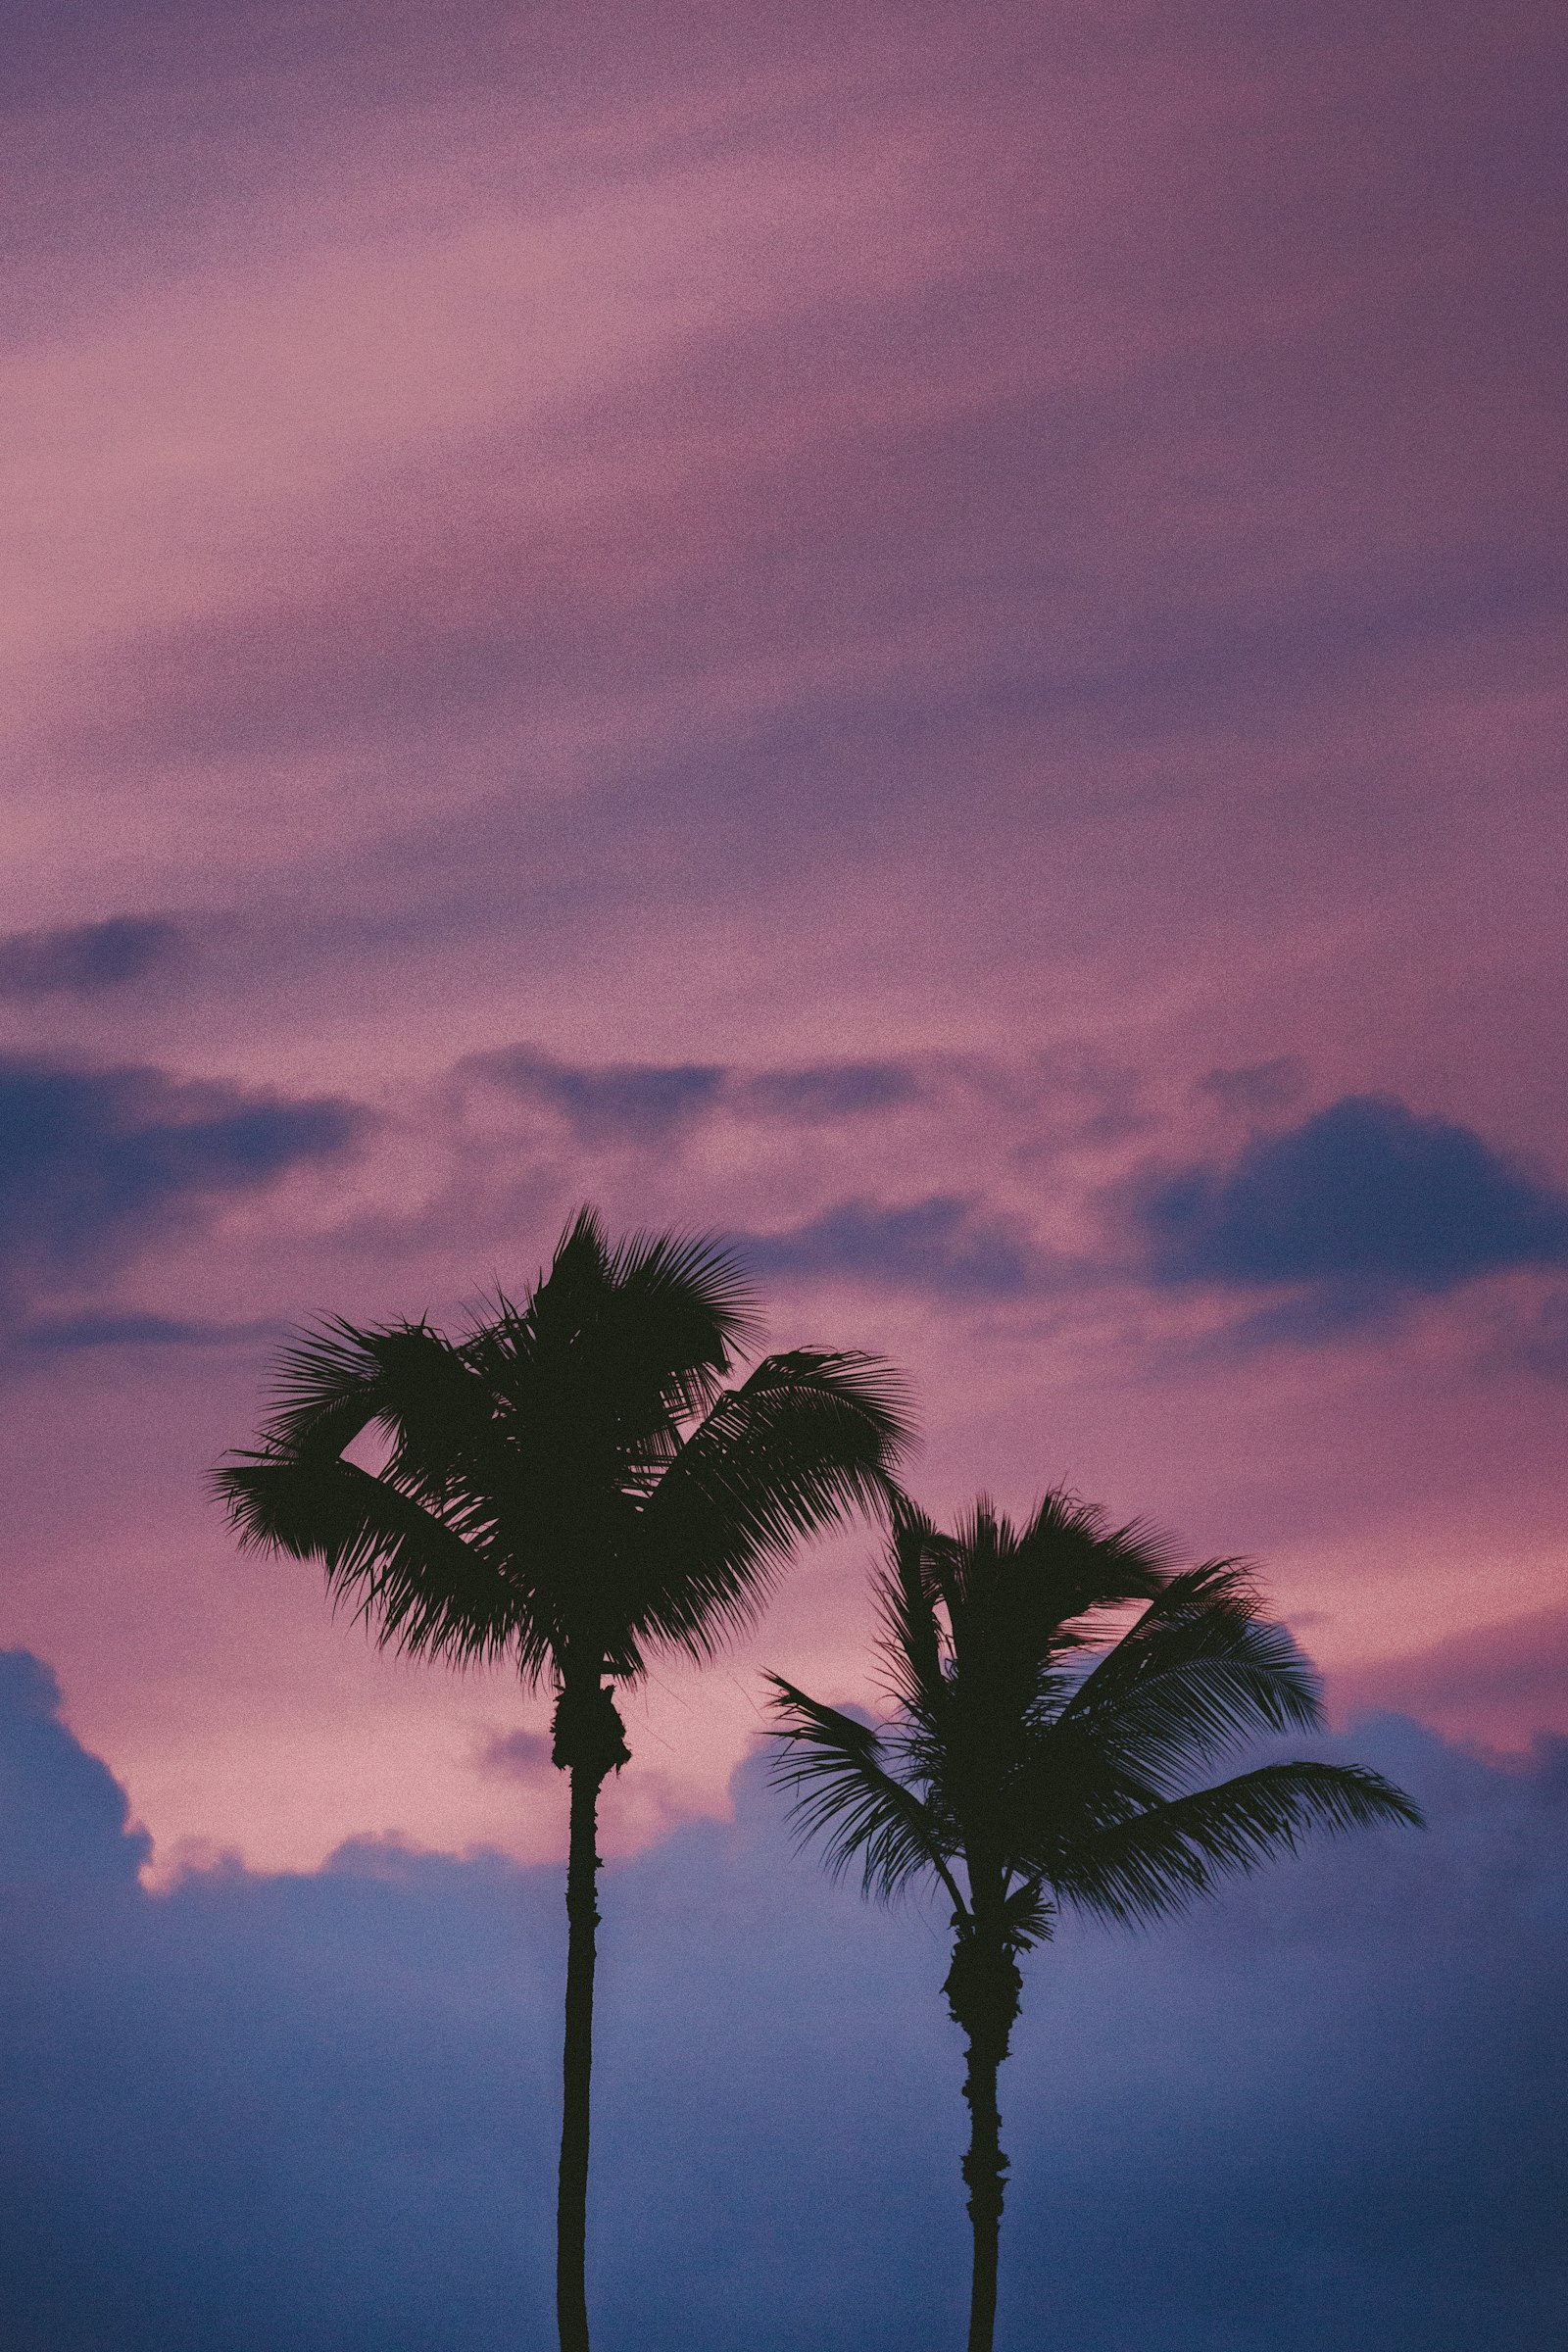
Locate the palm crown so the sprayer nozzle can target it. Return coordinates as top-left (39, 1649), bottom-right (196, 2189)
top-left (769, 1492), bottom-right (1417, 1950)
top-left (217, 1209), bottom-right (911, 1714)
top-left (767, 1492), bottom-right (1420, 2352)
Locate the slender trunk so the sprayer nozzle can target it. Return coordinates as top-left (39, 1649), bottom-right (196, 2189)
top-left (945, 1902), bottom-right (1020, 2352)
top-left (960, 2033), bottom-right (1007, 2352)
top-left (551, 1670), bottom-right (628, 2352)
top-left (556, 1759), bottom-right (602, 2352)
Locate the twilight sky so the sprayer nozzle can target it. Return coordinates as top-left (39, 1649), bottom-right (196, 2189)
top-left (3, 3), bottom-right (1565, 1878)
top-left (3, 8), bottom-right (1567, 2344)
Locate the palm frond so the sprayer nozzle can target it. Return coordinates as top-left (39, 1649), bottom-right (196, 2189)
top-left (250, 1316), bottom-right (497, 1485)
top-left (1000, 1876), bottom-right (1054, 1951)
top-left (502, 1207), bottom-right (760, 1432)
top-left (1054, 1563), bottom-right (1322, 1788)
top-left (625, 1350), bottom-right (912, 1662)
top-left (872, 1496), bottom-right (948, 1727)
top-left (764, 1675), bottom-right (965, 1912)
top-left (1048, 1760), bottom-right (1424, 1926)
top-left (913, 1491), bottom-right (1172, 1720)
top-left (1004, 1487), bottom-right (1173, 1632)
top-left (252, 1318), bottom-right (399, 1458)
top-left (214, 1452), bottom-right (546, 1674)
top-left (604, 1223), bottom-right (762, 1362)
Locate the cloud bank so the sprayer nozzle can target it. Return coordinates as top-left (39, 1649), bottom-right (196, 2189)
top-left (0, 1652), bottom-right (1561, 2349)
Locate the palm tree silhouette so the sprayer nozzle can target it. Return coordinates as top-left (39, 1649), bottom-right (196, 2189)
top-left (215, 1208), bottom-right (911, 2352)
top-left (766, 1493), bottom-right (1421, 2352)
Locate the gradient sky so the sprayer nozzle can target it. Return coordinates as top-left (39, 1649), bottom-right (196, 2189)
top-left (2, 2), bottom-right (1565, 1883)
top-left (3, 9), bottom-right (1567, 2344)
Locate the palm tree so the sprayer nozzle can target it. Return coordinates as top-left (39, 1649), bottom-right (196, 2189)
top-left (765, 1493), bottom-right (1421, 2352)
top-left (215, 1207), bottom-right (911, 2352)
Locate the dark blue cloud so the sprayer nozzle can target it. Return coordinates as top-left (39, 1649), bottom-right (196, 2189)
top-left (0, 1653), bottom-right (1562, 2348)
top-left (740, 1194), bottom-right (1037, 1297)
top-left (1139, 1095), bottom-right (1568, 1298)
top-left (0, 1057), bottom-right (366, 1316)
top-left (0, 915), bottom-right (186, 999)
top-left (467, 1048), bottom-right (725, 1141)
top-left (0, 1652), bottom-right (149, 1883)
top-left (17, 1309), bottom-right (284, 1350)
top-left (742, 1062), bottom-right (920, 1119)
top-left (466, 1048), bottom-right (921, 1142)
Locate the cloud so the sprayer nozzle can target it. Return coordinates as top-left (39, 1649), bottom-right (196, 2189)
top-left (0, 1653), bottom-right (1563, 2348)
top-left (476, 1726), bottom-right (556, 1784)
top-left (464, 1047), bottom-right (922, 1143)
top-left (1195, 1056), bottom-right (1308, 1115)
top-left (739, 1194), bottom-right (1039, 1297)
top-left (468, 1048), bottom-right (725, 1141)
top-left (17, 1309), bottom-right (284, 1351)
top-left (0, 1056), bottom-right (367, 1322)
top-left (0, 1650), bottom-right (150, 1883)
top-left (1137, 1095), bottom-right (1568, 1302)
top-left (1507, 1289), bottom-right (1568, 1381)
top-left (741, 1061), bottom-right (921, 1120)
top-left (20, 0), bottom-right (1557, 935)
top-left (0, 915), bottom-right (187, 998)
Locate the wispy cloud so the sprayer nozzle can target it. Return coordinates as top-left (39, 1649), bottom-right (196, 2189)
top-left (0, 1056), bottom-right (368, 1330)
top-left (18, 1309), bottom-right (285, 1351)
top-left (461, 1047), bottom-right (925, 1144)
top-left (467, 1049), bottom-right (726, 1142)
top-left (738, 1194), bottom-right (1042, 1298)
top-left (1331, 1605), bottom-right (1568, 1750)
top-left (0, 916), bottom-right (187, 1000)
top-left (475, 1726), bottom-right (556, 1785)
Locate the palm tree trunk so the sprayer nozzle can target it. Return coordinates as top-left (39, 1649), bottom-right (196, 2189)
top-left (557, 1759), bottom-right (602, 2352)
top-left (960, 2032), bottom-right (1008, 2352)
top-left (945, 1913), bottom-right (1020, 2352)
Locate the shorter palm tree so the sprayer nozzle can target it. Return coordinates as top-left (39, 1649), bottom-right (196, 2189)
top-left (766, 1493), bottom-right (1421, 2352)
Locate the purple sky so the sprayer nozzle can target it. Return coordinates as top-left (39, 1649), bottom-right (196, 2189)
top-left (2, 0), bottom-right (1564, 1896)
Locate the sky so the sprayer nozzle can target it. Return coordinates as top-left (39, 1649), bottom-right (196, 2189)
top-left (0, 3), bottom-right (1564, 2338)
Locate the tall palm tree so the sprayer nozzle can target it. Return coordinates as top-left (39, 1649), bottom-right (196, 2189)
top-left (215, 1208), bottom-right (911, 2352)
top-left (766, 1494), bottom-right (1421, 2352)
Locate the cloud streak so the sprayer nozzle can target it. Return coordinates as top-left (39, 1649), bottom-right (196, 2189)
top-left (738, 1194), bottom-right (1042, 1298)
top-left (463, 1047), bottom-right (924, 1143)
top-left (0, 916), bottom-right (187, 1000)
top-left (0, 1057), bottom-right (367, 1330)
top-left (1332, 1607), bottom-right (1568, 1749)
